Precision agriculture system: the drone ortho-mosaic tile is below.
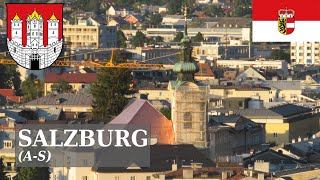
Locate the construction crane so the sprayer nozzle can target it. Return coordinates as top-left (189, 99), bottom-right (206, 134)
top-left (0, 46), bottom-right (202, 68)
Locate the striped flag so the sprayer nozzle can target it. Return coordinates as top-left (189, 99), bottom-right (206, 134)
top-left (252, 0), bottom-right (320, 42)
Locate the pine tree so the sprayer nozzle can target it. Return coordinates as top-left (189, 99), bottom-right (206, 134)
top-left (21, 74), bottom-right (42, 102)
top-left (116, 30), bottom-right (127, 48)
top-left (91, 54), bottom-right (133, 119)
top-left (192, 32), bottom-right (204, 42)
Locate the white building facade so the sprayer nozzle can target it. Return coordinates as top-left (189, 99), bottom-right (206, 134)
top-left (291, 42), bottom-right (320, 65)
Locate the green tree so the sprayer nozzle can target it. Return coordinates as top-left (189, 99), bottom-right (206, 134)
top-left (91, 55), bottom-right (133, 119)
top-left (131, 31), bottom-right (148, 47)
top-left (51, 79), bottom-right (73, 94)
top-left (117, 30), bottom-right (127, 48)
top-left (160, 108), bottom-right (171, 120)
top-left (173, 32), bottom-right (184, 42)
top-left (270, 49), bottom-right (290, 63)
top-left (0, 64), bottom-right (21, 94)
top-left (21, 74), bottom-right (42, 102)
top-left (192, 32), bottom-right (204, 42)
top-left (233, 0), bottom-right (251, 17)
top-left (149, 36), bottom-right (163, 44)
top-left (167, 0), bottom-right (181, 15)
top-left (203, 5), bottom-right (225, 17)
top-left (16, 167), bottom-right (50, 180)
top-left (148, 14), bottom-right (163, 27)
top-left (0, 158), bottom-right (6, 180)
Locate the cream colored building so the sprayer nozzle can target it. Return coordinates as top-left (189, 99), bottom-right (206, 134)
top-left (63, 24), bottom-right (99, 49)
top-left (210, 85), bottom-right (277, 103)
top-left (291, 42), bottom-right (320, 65)
top-left (217, 59), bottom-right (288, 72)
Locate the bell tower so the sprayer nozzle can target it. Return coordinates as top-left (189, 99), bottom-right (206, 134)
top-left (11, 13), bottom-right (22, 45)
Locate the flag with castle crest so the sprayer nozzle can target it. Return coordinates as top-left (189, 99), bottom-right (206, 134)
top-left (6, 4), bottom-right (63, 70)
top-left (252, 0), bottom-right (320, 42)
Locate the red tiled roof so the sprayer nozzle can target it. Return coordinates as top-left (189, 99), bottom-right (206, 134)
top-left (6, 96), bottom-right (22, 103)
top-left (45, 73), bottom-right (97, 83)
top-left (195, 63), bottom-right (215, 77)
top-left (0, 89), bottom-right (14, 96)
top-left (109, 99), bottom-right (175, 144)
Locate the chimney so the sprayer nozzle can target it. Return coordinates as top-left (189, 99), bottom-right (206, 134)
top-left (291, 139), bottom-right (296, 143)
top-left (172, 161), bottom-right (178, 171)
top-left (221, 171), bottom-right (228, 179)
top-left (298, 136), bottom-right (302, 142)
top-left (183, 169), bottom-right (193, 179)
top-left (159, 174), bottom-right (165, 180)
top-left (272, 76), bottom-right (278, 81)
top-left (39, 117), bottom-right (46, 123)
top-left (258, 173), bottom-right (264, 180)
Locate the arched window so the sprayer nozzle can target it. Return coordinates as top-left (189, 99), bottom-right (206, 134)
top-left (184, 112), bottom-right (192, 129)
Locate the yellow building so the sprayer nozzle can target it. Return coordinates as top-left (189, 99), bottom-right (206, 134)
top-left (210, 85), bottom-right (277, 103)
top-left (44, 72), bottom-right (96, 96)
top-left (211, 104), bottom-right (320, 145)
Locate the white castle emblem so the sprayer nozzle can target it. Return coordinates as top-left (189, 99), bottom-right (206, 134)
top-left (7, 10), bottom-right (63, 70)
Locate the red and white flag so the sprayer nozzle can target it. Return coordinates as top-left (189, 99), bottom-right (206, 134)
top-left (252, 0), bottom-right (320, 42)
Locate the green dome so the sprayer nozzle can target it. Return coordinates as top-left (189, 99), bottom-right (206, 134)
top-left (173, 61), bottom-right (199, 73)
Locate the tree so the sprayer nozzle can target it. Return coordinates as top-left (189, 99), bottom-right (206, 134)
top-left (131, 31), bottom-right (148, 47)
top-left (167, 0), bottom-right (182, 15)
top-left (91, 55), bottom-right (133, 119)
top-left (192, 32), bottom-right (204, 42)
top-left (160, 108), bottom-right (171, 120)
top-left (117, 30), bottom-right (127, 48)
top-left (0, 64), bottom-right (21, 94)
top-left (270, 49), bottom-right (290, 63)
top-left (21, 74), bottom-right (42, 102)
top-left (203, 5), bottom-right (225, 17)
top-left (0, 158), bottom-right (6, 180)
top-left (51, 79), bottom-right (73, 94)
top-left (149, 36), bottom-right (163, 44)
top-left (173, 32), bottom-right (184, 42)
top-left (16, 167), bottom-right (50, 180)
top-left (233, 0), bottom-right (251, 17)
top-left (148, 14), bottom-right (163, 27)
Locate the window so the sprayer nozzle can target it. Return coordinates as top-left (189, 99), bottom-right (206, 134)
top-left (307, 53), bottom-right (311, 56)
top-left (146, 176), bottom-right (151, 180)
top-left (81, 176), bottom-right (88, 180)
top-left (273, 133), bottom-right (278, 138)
top-left (184, 112), bottom-right (192, 129)
top-left (54, 47), bottom-right (56, 53)
top-left (130, 177), bottom-right (135, 180)
top-left (15, 31), bottom-right (17, 35)
top-left (159, 92), bottom-right (162, 96)
top-left (34, 25), bottom-right (36, 28)
top-left (114, 176), bottom-right (120, 180)
top-left (53, 31), bottom-right (54, 34)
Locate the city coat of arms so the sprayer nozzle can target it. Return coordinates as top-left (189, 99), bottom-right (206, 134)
top-left (6, 4), bottom-right (63, 70)
top-left (278, 8), bottom-right (295, 35)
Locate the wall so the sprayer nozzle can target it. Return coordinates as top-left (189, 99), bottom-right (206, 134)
top-left (265, 123), bottom-right (289, 145)
top-left (139, 89), bottom-right (171, 101)
top-left (289, 115), bottom-right (320, 141)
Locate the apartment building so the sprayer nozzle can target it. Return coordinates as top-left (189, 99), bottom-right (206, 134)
top-left (291, 42), bottom-right (320, 65)
top-left (63, 17), bottom-right (117, 50)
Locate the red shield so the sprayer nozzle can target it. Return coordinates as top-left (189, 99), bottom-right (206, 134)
top-left (6, 3), bottom-right (63, 70)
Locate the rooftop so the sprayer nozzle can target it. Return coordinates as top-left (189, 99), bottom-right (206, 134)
top-left (92, 144), bottom-right (215, 172)
top-left (269, 104), bottom-right (311, 118)
top-left (24, 93), bottom-right (92, 107)
top-left (45, 72), bottom-right (97, 83)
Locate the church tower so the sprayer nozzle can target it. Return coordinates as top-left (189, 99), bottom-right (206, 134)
top-left (47, 13), bottom-right (59, 45)
top-left (171, 5), bottom-right (209, 149)
top-left (11, 13), bottom-right (22, 45)
top-left (26, 9), bottom-right (44, 48)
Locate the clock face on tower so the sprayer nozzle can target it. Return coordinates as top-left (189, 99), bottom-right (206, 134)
top-left (6, 3), bottom-right (63, 70)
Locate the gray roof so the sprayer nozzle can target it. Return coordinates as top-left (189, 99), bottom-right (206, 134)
top-left (36, 107), bottom-right (62, 121)
top-left (24, 93), bottom-right (92, 107)
top-left (262, 80), bottom-right (301, 90)
top-left (0, 109), bottom-right (27, 123)
top-left (269, 104), bottom-right (311, 118)
top-left (211, 108), bottom-right (282, 119)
